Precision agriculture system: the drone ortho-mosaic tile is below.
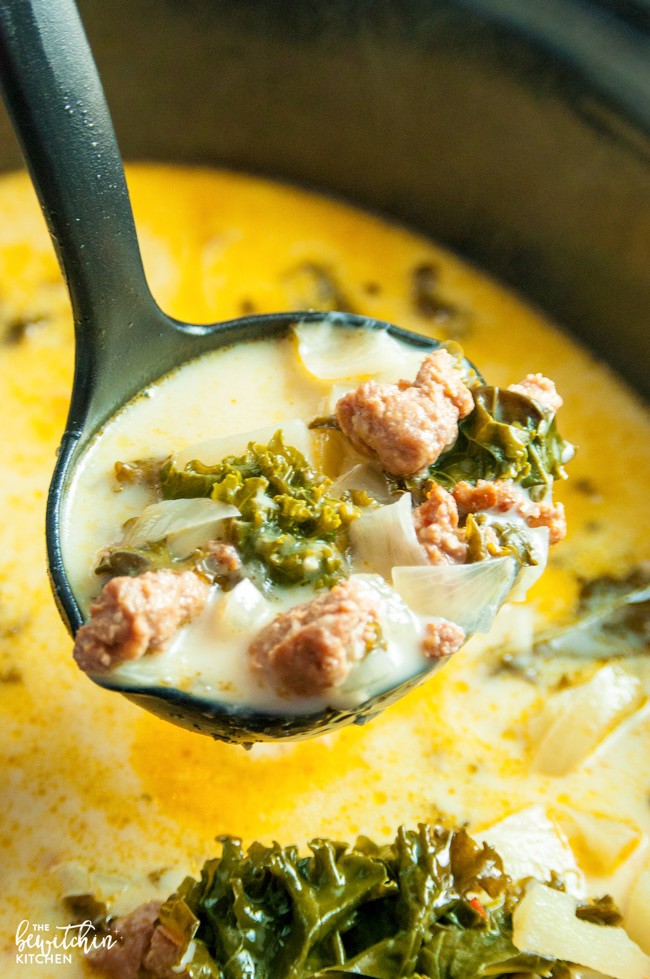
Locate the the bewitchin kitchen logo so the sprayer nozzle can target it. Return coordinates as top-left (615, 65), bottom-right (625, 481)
top-left (15, 918), bottom-right (117, 966)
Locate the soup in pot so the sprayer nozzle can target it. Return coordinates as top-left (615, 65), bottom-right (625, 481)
top-left (0, 165), bottom-right (649, 977)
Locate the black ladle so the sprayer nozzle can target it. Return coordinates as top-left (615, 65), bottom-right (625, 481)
top-left (0, 0), bottom-right (457, 745)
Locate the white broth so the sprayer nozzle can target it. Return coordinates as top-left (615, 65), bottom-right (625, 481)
top-left (62, 329), bottom-right (553, 714)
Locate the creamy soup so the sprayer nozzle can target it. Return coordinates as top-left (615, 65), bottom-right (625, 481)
top-left (62, 326), bottom-right (559, 717)
top-left (0, 165), bottom-right (649, 977)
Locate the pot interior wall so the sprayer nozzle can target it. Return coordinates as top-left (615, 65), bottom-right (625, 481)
top-left (1, 0), bottom-right (648, 395)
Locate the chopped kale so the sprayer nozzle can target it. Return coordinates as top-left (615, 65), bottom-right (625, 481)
top-left (149, 825), bottom-right (559, 979)
top-left (95, 537), bottom-right (241, 590)
top-left (389, 386), bottom-right (572, 504)
top-left (1, 313), bottom-right (49, 345)
top-left (158, 432), bottom-right (365, 589)
top-left (410, 263), bottom-right (472, 340)
top-left (308, 415), bottom-right (341, 431)
top-left (283, 262), bottom-right (357, 313)
top-left (62, 892), bottom-right (110, 928)
top-left (430, 387), bottom-right (571, 497)
top-left (464, 514), bottom-right (540, 567)
top-left (95, 541), bottom-right (172, 578)
top-left (533, 565), bottom-right (650, 660)
top-left (575, 894), bottom-right (622, 926)
top-left (114, 457), bottom-right (162, 490)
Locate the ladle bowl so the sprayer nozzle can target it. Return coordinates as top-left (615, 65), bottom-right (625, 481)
top-left (0, 0), bottom-right (479, 744)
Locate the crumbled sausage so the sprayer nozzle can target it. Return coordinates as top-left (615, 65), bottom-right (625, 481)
top-left (73, 570), bottom-right (210, 674)
top-left (453, 479), bottom-right (522, 515)
top-left (422, 619), bottom-right (465, 659)
top-left (526, 500), bottom-right (567, 545)
top-left (414, 350), bottom-right (474, 417)
top-left (249, 578), bottom-right (381, 696)
top-left (142, 925), bottom-right (185, 978)
top-left (335, 349), bottom-right (473, 476)
top-left (412, 484), bottom-right (467, 564)
top-left (508, 373), bottom-right (563, 413)
top-left (202, 541), bottom-right (242, 585)
top-left (453, 479), bottom-right (567, 544)
top-left (87, 901), bottom-right (182, 979)
top-left (206, 541), bottom-right (241, 573)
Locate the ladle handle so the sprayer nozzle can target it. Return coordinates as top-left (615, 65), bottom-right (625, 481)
top-left (0, 0), bottom-right (155, 370)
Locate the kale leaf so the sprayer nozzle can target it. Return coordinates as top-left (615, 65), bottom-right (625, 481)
top-left (575, 894), bottom-right (623, 926)
top-left (533, 565), bottom-right (650, 660)
top-left (429, 387), bottom-right (571, 496)
top-left (392, 387), bottom-right (572, 504)
top-left (152, 825), bottom-right (560, 979)
top-left (143, 432), bottom-right (364, 590)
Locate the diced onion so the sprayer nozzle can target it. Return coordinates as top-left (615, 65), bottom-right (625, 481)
top-left (474, 806), bottom-right (584, 896)
top-left (512, 880), bottom-right (650, 979)
top-left (626, 863), bottom-right (650, 954)
top-left (531, 665), bottom-right (644, 776)
top-left (350, 493), bottom-right (427, 579)
top-left (392, 556), bottom-right (517, 635)
top-left (125, 498), bottom-right (239, 558)
top-left (294, 319), bottom-right (412, 380)
top-left (214, 580), bottom-right (273, 636)
top-left (173, 418), bottom-right (313, 468)
top-left (322, 382), bottom-right (357, 415)
top-left (329, 646), bottom-right (397, 710)
top-left (330, 464), bottom-right (396, 504)
top-left (375, 346), bottom-right (437, 385)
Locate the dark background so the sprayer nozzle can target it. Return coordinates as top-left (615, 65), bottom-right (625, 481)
top-left (1, 0), bottom-right (649, 395)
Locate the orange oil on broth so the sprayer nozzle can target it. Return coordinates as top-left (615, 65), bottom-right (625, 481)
top-left (0, 165), bottom-right (649, 977)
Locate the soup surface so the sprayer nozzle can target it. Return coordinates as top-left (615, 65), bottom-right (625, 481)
top-left (62, 326), bottom-right (559, 718)
top-left (0, 165), bottom-right (649, 977)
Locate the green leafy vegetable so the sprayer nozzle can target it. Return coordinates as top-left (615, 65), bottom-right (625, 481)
top-left (114, 457), bottom-right (162, 490)
top-left (464, 514), bottom-right (540, 567)
top-left (392, 387), bottom-right (572, 504)
top-left (410, 264), bottom-right (469, 339)
top-left (158, 432), bottom-right (365, 589)
top-left (575, 894), bottom-right (623, 926)
top-left (147, 824), bottom-right (564, 979)
top-left (62, 892), bottom-right (110, 928)
top-left (282, 262), bottom-right (357, 313)
top-left (95, 540), bottom-right (173, 578)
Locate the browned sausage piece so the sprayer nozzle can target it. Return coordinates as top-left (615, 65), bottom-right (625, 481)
top-left (86, 900), bottom-right (183, 979)
top-left (508, 372), bottom-right (563, 413)
top-left (453, 479), bottom-right (567, 544)
top-left (248, 578), bottom-right (381, 696)
top-left (73, 570), bottom-right (210, 674)
top-left (422, 620), bottom-right (466, 659)
top-left (335, 349), bottom-right (473, 476)
top-left (205, 541), bottom-right (241, 574)
top-left (412, 483), bottom-right (468, 564)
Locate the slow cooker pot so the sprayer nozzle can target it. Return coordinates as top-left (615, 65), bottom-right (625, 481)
top-left (1, 0), bottom-right (648, 396)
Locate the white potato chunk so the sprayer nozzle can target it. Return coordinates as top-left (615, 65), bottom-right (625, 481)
top-left (512, 881), bottom-right (650, 979)
top-left (215, 580), bottom-right (273, 636)
top-left (531, 665), bottom-right (645, 776)
top-left (475, 805), bottom-right (584, 896)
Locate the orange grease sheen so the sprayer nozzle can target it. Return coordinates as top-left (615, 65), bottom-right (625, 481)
top-left (0, 165), bottom-right (649, 978)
